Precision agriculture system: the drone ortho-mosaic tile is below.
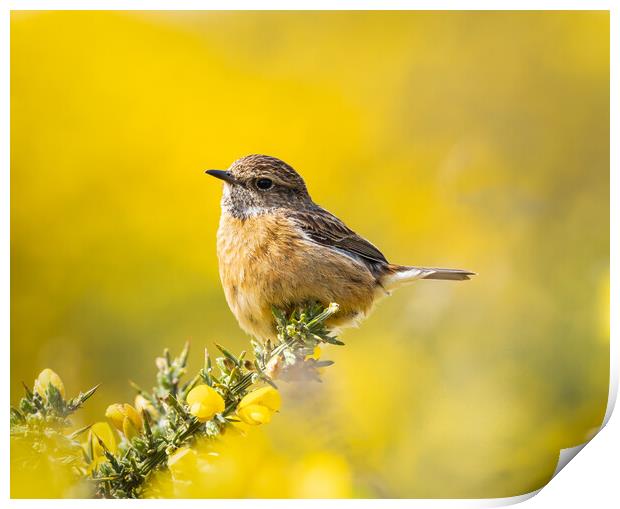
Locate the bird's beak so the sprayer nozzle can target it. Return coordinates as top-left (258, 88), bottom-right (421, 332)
top-left (205, 169), bottom-right (237, 184)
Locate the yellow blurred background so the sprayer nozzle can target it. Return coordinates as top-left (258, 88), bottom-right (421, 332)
top-left (11, 11), bottom-right (609, 498)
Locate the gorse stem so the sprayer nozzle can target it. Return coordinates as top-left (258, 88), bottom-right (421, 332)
top-left (10, 302), bottom-right (343, 498)
top-left (89, 301), bottom-right (341, 498)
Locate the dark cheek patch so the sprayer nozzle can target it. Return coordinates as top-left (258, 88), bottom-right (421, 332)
top-left (224, 186), bottom-right (259, 219)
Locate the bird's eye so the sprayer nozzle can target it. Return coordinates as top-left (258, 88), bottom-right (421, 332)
top-left (256, 178), bottom-right (273, 190)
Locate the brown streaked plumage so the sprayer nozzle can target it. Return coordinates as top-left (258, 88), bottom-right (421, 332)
top-left (207, 154), bottom-right (475, 341)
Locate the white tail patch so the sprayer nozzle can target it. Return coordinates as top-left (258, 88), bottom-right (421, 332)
top-left (381, 266), bottom-right (475, 291)
top-left (381, 267), bottom-right (436, 291)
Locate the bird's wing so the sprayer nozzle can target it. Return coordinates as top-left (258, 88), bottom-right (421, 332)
top-left (289, 206), bottom-right (388, 267)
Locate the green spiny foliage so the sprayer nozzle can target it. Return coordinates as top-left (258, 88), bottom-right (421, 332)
top-left (10, 302), bottom-right (342, 499)
top-left (10, 377), bottom-right (99, 488)
top-left (92, 301), bottom-right (341, 498)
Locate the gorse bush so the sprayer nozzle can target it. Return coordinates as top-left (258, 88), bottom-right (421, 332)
top-left (10, 302), bottom-right (342, 499)
top-left (10, 370), bottom-right (99, 498)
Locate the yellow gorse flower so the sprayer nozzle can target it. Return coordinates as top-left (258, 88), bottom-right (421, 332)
top-left (237, 386), bottom-right (281, 425)
top-left (85, 422), bottom-right (117, 472)
top-left (33, 368), bottom-right (65, 400)
top-left (186, 385), bottom-right (225, 422)
top-left (105, 403), bottom-right (144, 438)
top-left (134, 394), bottom-right (159, 420)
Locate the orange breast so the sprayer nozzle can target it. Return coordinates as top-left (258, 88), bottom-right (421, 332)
top-left (216, 211), bottom-right (380, 340)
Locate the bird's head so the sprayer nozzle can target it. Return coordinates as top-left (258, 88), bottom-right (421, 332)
top-left (206, 154), bottom-right (312, 218)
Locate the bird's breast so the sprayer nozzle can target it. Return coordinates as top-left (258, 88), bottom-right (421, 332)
top-left (216, 211), bottom-right (380, 340)
top-left (216, 212), bottom-right (304, 339)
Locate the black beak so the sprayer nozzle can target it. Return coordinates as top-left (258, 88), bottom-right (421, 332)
top-left (205, 169), bottom-right (237, 184)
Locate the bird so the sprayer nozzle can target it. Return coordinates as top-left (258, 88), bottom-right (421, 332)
top-left (206, 154), bottom-right (474, 341)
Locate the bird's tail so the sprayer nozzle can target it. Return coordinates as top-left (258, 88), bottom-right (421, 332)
top-left (381, 264), bottom-right (476, 291)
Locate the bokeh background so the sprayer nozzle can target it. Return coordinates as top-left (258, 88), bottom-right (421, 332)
top-left (11, 11), bottom-right (609, 498)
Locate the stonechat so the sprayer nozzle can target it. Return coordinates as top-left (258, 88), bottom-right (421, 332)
top-left (206, 154), bottom-right (474, 341)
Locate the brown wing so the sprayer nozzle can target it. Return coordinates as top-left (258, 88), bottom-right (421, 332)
top-left (290, 206), bottom-right (388, 268)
